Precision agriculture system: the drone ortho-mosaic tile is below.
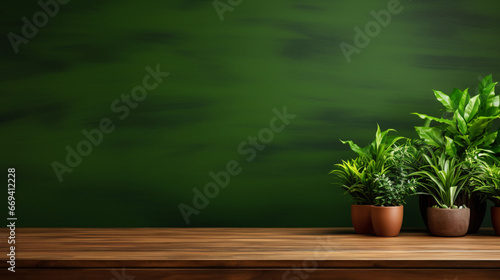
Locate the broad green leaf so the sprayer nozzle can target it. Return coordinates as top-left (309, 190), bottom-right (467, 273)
top-left (446, 124), bottom-right (459, 134)
top-left (444, 136), bottom-right (457, 157)
top-left (458, 89), bottom-right (470, 116)
top-left (479, 75), bottom-right (493, 91)
top-left (412, 113), bottom-right (455, 126)
top-left (479, 76), bottom-right (495, 97)
top-left (450, 88), bottom-right (462, 110)
top-left (340, 139), bottom-right (366, 158)
top-left (479, 75), bottom-right (496, 110)
top-left (468, 116), bottom-right (499, 138)
top-left (483, 83), bottom-right (498, 110)
top-left (485, 92), bottom-right (500, 113)
top-left (433, 90), bottom-right (454, 112)
top-left (454, 135), bottom-right (469, 147)
top-left (464, 95), bottom-right (480, 121)
top-left (456, 110), bottom-right (467, 134)
top-left (486, 106), bottom-right (499, 116)
top-left (415, 126), bottom-right (444, 147)
top-left (482, 132), bottom-right (498, 147)
top-left (484, 82), bottom-right (497, 97)
top-left (492, 95), bottom-right (500, 107)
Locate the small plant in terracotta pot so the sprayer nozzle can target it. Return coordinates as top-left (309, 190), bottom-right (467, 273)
top-left (330, 125), bottom-right (404, 234)
top-left (473, 162), bottom-right (500, 236)
top-left (371, 142), bottom-right (418, 237)
top-left (413, 148), bottom-right (470, 237)
top-left (332, 158), bottom-right (375, 234)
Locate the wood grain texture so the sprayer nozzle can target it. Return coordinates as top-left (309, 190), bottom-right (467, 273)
top-left (1, 269), bottom-right (500, 280)
top-left (1, 228), bottom-right (499, 270)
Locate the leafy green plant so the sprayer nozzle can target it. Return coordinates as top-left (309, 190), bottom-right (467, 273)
top-left (473, 161), bottom-right (500, 207)
top-left (413, 75), bottom-right (500, 158)
top-left (373, 141), bottom-right (418, 206)
top-left (331, 158), bottom-right (384, 205)
top-left (330, 125), bottom-right (404, 205)
top-left (340, 125), bottom-right (404, 166)
top-left (373, 174), bottom-right (417, 206)
top-left (412, 148), bottom-right (470, 208)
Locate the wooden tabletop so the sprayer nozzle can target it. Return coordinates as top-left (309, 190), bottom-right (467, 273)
top-left (1, 228), bottom-right (500, 269)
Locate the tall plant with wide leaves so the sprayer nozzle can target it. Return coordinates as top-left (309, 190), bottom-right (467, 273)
top-left (330, 125), bottom-right (404, 205)
top-left (413, 75), bottom-right (500, 158)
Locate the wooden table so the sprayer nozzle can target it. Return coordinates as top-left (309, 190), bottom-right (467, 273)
top-left (1, 228), bottom-right (499, 279)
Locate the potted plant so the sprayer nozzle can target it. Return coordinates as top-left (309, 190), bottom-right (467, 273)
top-left (371, 141), bottom-right (418, 237)
top-left (413, 75), bottom-right (500, 233)
top-left (473, 162), bottom-right (500, 236)
top-left (330, 125), bottom-right (403, 234)
top-left (332, 158), bottom-right (376, 234)
top-left (413, 148), bottom-right (470, 237)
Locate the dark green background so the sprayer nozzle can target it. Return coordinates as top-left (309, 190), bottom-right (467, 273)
top-left (2, 0), bottom-right (500, 227)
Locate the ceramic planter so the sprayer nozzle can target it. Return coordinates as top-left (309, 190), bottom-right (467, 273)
top-left (492, 207), bottom-right (500, 236)
top-left (370, 205), bottom-right (403, 237)
top-left (419, 193), bottom-right (486, 233)
top-left (427, 207), bottom-right (470, 237)
top-left (351, 205), bottom-right (373, 234)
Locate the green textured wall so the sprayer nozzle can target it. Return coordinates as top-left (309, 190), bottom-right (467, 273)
top-left (2, 0), bottom-right (500, 227)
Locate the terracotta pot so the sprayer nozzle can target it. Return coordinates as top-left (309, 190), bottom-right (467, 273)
top-left (370, 205), bottom-right (403, 237)
top-left (351, 205), bottom-right (373, 234)
top-left (419, 192), bottom-right (486, 233)
top-left (427, 207), bottom-right (470, 237)
top-left (492, 207), bottom-right (500, 236)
